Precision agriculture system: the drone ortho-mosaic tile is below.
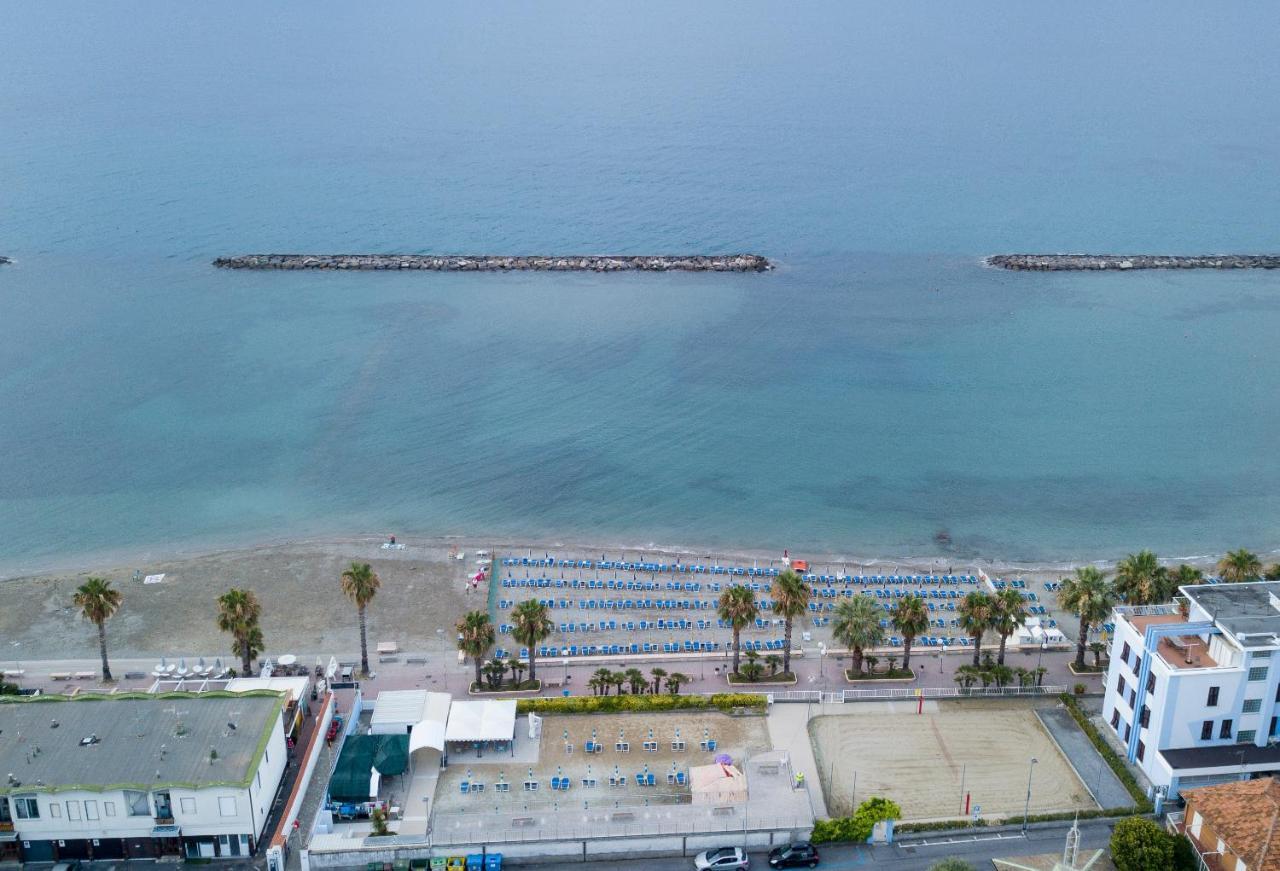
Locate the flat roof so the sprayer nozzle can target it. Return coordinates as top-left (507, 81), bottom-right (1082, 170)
top-left (444, 699), bottom-right (516, 743)
top-left (0, 692), bottom-right (283, 794)
top-left (1161, 743), bottom-right (1280, 771)
top-left (1184, 582), bottom-right (1280, 647)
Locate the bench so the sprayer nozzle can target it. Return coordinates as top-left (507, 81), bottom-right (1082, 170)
top-left (511, 817), bottom-right (535, 827)
top-left (376, 641), bottom-right (399, 654)
top-left (50, 672), bottom-right (72, 681)
top-left (1, 670), bottom-right (24, 679)
top-left (75, 671), bottom-right (96, 680)
top-left (610, 811), bottom-right (635, 822)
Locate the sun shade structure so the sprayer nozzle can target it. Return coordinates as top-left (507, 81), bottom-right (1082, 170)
top-left (328, 734), bottom-right (409, 803)
top-left (690, 763), bottom-right (748, 805)
top-left (444, 699), bottom-right (517, 744)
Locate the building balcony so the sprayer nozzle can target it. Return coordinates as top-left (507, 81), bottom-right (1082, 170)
top-left (154, 815), bottom-right (175, 826)
top-left (1119, 612), bottom-right (1220, 671)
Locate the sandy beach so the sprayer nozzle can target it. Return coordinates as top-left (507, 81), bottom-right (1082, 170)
top-left (0, 532), bottom-right (1227, 664)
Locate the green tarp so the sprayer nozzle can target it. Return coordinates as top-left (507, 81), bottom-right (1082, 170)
top-left (329, 734), bottom-right (409, 803)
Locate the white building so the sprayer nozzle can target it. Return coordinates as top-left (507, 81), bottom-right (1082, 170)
top-left (1103, 581), bottom-right (1280, 801)
top-left (0, 691), bottom-right (288, 863)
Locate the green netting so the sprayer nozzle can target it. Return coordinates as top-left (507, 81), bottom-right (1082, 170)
top-left (329, 734), bottom-right (408, 803)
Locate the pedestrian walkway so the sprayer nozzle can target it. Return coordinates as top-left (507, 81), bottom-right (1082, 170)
top-left (1036, 706), bottom-right (1134, 809)
top-left (765, 701), bottom-right (831, 818)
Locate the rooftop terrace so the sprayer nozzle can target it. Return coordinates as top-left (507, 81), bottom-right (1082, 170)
top-left (1184, 582), bottom-right (1280, 648)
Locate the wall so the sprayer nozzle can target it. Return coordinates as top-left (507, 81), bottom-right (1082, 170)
top-left (247, 709), bottom-right (290, 840)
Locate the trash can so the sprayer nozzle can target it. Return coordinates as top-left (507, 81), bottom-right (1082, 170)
top-left (465, 855), bottom-right (485, 871)
top-left (445, 858), bottom-right (465, 870)
top-left (484, 854), bottom-right (503, 871)
top-left (428, 858), bottom-right (446, 871)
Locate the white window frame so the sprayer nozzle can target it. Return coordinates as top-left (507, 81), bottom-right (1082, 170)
top-left (84, 800), bottom-right (99, 821)
top-left (103, 801), bottom-right (116, 817)
top-left (218, 796), bottom-right (237, 817)
top-left (66, 801), bottom-right (81, 821)
top-left (179, 797), bottom-right (197, 815)
top-left (49, 802), bottom-right (62, 818)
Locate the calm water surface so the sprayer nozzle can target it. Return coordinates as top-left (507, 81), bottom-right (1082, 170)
top-left (2, 2), bottom-right (1279, 571)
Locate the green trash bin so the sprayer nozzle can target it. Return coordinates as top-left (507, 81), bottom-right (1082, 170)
top-left (429, 858), bottom-right (446, 871)
top-left (393, 861), bottom-right (410, 871)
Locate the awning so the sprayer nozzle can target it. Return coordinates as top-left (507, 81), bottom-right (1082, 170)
top-left (151, 825), bottom-right (182, 838)
top-left (445, 699), bottom-right (517, 743)
top-left (409, 720), bottom-right (447, 754)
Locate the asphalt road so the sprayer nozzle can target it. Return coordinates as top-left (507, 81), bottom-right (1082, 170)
top-left (576, 819), bottom-right (1115, 870)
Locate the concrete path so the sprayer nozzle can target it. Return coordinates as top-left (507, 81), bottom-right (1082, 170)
top-left (765, 701), bottom-right (832, 818)
top-left (1036, 706), bottom-right (1133, 809)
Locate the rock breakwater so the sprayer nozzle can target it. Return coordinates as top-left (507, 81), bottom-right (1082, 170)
top-left (987, 254), bottom-right (1280, 271)
top-left (213, 254), bottom-right (771, 272)
top-left (0, 256), bottom-right (11, 265)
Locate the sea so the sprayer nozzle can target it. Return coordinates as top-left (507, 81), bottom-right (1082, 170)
top-left (2, 1), bottom-right (1279, 574)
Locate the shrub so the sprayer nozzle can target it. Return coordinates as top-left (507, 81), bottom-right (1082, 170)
top-left (1059, 694), bottom-right (1152, 812)
top-left (515, 692), bottom-right (765, 715)
top-left (928, 860), bottom-right (976, 871)
top-left (811, 796), bottom-right (901, 843)
top-left (1110, 816), bottom-right (1173, 871)
top-left (1073, 682), bottom-right (1087, 695)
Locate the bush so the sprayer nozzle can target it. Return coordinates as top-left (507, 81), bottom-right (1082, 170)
top-left (811, 796), bottom-right (901, 844)
top-left (1110, 816), bottom-right (1173, 871)
top-left (1073, 682), bottom-right (1087, 695)
top-left (0, 681), bottom-right (19, 696)
top-left (515, 692), bottom-right (766, 715)
top-left (929, 860), bottom-right (976, 871)
top-left (1059, 693), bottom-right (1152, 812)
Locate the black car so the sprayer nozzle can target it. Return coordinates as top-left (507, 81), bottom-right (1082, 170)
top-left (768, 841), bottom-right (819, 868)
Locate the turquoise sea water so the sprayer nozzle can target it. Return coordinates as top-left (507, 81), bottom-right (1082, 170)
top-left (2, 1), bottom-right (1279, 572)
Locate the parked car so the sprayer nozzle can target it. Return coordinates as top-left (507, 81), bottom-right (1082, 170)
top-left (694, 846), bottom-right (750, 870)
top-left (768, 841), bottom-right (819, 868)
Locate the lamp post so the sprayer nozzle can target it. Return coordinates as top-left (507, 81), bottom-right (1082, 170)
top-left (1021, 757), bottom-right (1039, 833)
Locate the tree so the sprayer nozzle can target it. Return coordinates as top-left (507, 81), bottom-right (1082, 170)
top-left (740, 650), bottom-right (763, 682)
top-left (765, 653), bottom-right (782, 675)
top-left (1089, 641), bottom-right (1107, 668)
top-left (369, 806), bottom-right (390, 837)
top-left (1058, 567), bottom-right (1116, 670)
top-left (991, 587), bottom-right (1028, 665)
top-left (73, 577), bottom-right (122, 682)
top-left (717, 585), bottom-right (759, 674)
top-left (482, 659), bottom-right (506, 690)
top-left (865, 655), bottom-right (879, 675)
top-left (650, 667), bottom-right (667, 695)
top-left (1109, 816), bottom-right (1174, 871)
top-left (665, 672), bottom-right (690, 695)
top-left (625, 668), bottom-right (647, 695)
top-left (1266, 564), bottom-right (1280, 581)
top-left (511, 599), bottom-right (553, 684)
top-left (590, 667), bottom-right (612, 696)
top-left (216, 588), bottom-right (264, 676)
top-left (506, 659), bottom-right (526, 685)
top-left (456, 610), bottom-right (495, 689)
top-left (833, 595), bottom-right (884, 675)
top-left (849, 796), bottom-right (901, 842)
top-left (609, 671), bottom-right (626, 695)
top-left (1114, 550), bottom-right (1169, 605)
top-left (1170, 563), bottom-right (1203, 593)
top-left (891, 594), bottom-right (929, 672)
top-left (771, 569), bottom-right (810, 675)
top-left (1218, 549), bottom-right (1262, 583)
top-left (957, 591), bottom-right (994, 666)
top-left (928, 859), bottom-right (976, 871)
top-left (340, 562), bottom-right (381, 676)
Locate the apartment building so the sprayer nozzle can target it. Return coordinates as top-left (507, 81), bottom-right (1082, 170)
top-left (1177, 776), bottom-right (1280, 871)
top-left (0, 691), bottom-right (287, 863)
top-left (1103, 581), bottom-right (1280, 801)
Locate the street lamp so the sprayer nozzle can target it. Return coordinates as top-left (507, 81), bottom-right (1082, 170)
top-left (1021, 758), bottom-right (1039, 833)
top-left (1035, 640), bottom-right (1048, 689)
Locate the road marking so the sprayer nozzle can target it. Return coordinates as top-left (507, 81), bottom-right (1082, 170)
top-left (907, 833), bottom-right (1025, 847)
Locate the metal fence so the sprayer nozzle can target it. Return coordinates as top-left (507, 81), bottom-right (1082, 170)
top-left (761, 685), bottom-right (1067, 703)
top-left (428, 809), bottom-right (812, 846)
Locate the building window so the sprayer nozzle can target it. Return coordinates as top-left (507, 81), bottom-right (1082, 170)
top-left (84, 800), bottom-right (98, 821)
top-left (1121, 642), bottom-right (1131, 663)
top-left (1208, 686), bottom-right (1220, 706)
top-left (179, 797), bottom-right (196, 815)
top-left (1137, 740), bottom-right (1145, 761)
top-left (1125, 723), bottom-right (1132, 742)
top-left (1201, 720), bottom-right (1214, 740)
top-left (125, 790), bottom-right (151, 817)
top-left (218, 796), bottom-right (237, 817)
top-left (1255, 651), bottom-right (1273, 659)
top-left (1244, 699), bottom-right (1262, 713)
top-left (0, 799), bottom-right (10, 825)
top-left (104, 802), bottom-right (116, 817)
top-left (1117, 676), bottom-right (1126, 697)
top-left (1129, 690), bottom-right (1136, 709)
top-left (1146, 673), bottom-right (1155, 695)
top-left (48, 802), bottom-right (61, 818)
top-left (66, 801), bottom-right (81, 821)
top-left (1272, 716), bottom-right (1278, 738)
top-left (13, 795), bottom-right (39, 819)
top-left (1238, 730), bottom-right (1256, 743)
top-left (1221, 719), bottom-right (1233, 739)
top-left (1140, 706), bottom-right (1150, 727)
top-left (1111, 710), bottom-right (1121, 729)
top-left (1249, 667), bottom-right (1269, 682)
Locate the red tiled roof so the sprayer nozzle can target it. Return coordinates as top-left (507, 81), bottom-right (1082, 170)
top-left (1183, 777), bottom-right (1280, 871)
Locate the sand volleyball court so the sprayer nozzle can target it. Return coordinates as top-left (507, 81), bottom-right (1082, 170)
top-left (809, 700), bottom-right (1097, 821)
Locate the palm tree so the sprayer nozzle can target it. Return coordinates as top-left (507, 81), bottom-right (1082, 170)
top-left (890, 594), bottom-right (929, 672)
top-left (588, 672), bottom-right (608, 696)
top-left (991, 588), bottom-right (1028, 665)
top-left (1265, 564), bottom-right (1280, 581)
top-left (1218, 549), bottom-right (1262, 584)
top-left (1114, 550), bottom-right (1168, 605)
top-left (216, 588), bottom-right (264, 676)
top-left (832, 595), bottom-right (884, 675)
top-left (340, 562), bottom-right (381, 676)
top-left (482, 659), bottom-right (506, 690)
top-left (650, 667), bottom-right (668, 695)
top-left (765, 654), bottom-right (782, 675)
top-left (625, 668), bottom-right (647, 695)
top-left (1089, 641), bottom-right (1107, 668)
top-left (717, 585), bottom-right (759, 675)
top-left (771, 570), bottom-right (810, 675)
top-left (592, 667), bottom-right (613, 696)
top-left (609, 671), bottom-right (626, 695)
top-left (665, 672), bottom-right (690, 695)
top-left (1057, 567), bottom-right (1116, 670)
top-left (1171, 564), bottom-right (1204, 593)
top-left (511, 600), bottom-right (553, 685)
top-left (957, 591), bottom-right (994, 666)
top-left (456, 610), bottom-right (495, 689)
top-left (73, 577), bottom-right (122, 682)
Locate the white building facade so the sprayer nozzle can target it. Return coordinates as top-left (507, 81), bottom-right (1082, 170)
top-left (1103, 581), bottom-right (1280, 802)
top-left (0, 692), bottom-right (288, 863)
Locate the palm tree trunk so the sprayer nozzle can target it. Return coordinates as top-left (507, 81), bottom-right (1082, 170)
top-left (997, 633), bottom-right (1008, 665)
top-left (474, 656), bottom-right (483, 688)
top-left (358, 604), bottom-right (370, 676)
top-left (528, 649), bottom-right (537, 683)
top-left (97, 621), bottom-right (112, 682)
top-left (240, 635), bottom-right (252, 675)
top-left (971, 634), bottom-right (981, 666)
top-left (903, 636), bottom-right (913, 671)
top-left (732, 628), bottom-right (741, 674)
top-left (1076, 617), bottom-right (1088, 669)
top-left (783, 617), bottom-right (793, 674)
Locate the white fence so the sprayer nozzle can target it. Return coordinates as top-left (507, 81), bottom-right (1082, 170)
top-left (762, 685), bottom-right (1068, 703)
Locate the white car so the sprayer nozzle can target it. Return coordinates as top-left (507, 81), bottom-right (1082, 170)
top-left (695, 846), bottom-right (750, 870)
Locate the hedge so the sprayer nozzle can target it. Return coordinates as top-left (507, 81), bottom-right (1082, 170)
top-left (811, 797), bottom-right (902, 844)
top-left (516, 692), bottom-right (767, 715)
top-left (896, 806), bottom-right (1137, 835)
top-left (1058, 693), bottom-right (1152, 812)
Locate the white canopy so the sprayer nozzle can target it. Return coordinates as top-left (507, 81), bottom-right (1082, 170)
top-left (690, 763), bottom-right (748, 806)
top-left (445, 699), bottom-right (517, 743)
top-left (409, 720), bottom-right (447, 754)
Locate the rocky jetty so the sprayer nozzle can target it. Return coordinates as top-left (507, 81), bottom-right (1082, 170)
top-left (0, 256), bottom-right (10, 265)
top-left (213, 253), bottom-right (771, 272)
top-left (987, 254), bottom-right (1280, 271)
